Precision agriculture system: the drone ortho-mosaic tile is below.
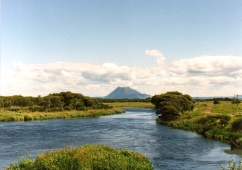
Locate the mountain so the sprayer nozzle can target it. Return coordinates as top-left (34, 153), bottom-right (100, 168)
top-left (105, 87), bottom-right (151, 99)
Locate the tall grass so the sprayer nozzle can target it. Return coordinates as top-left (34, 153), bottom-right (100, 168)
top-left (6, 144), bottom-right (153, 170)
top-left (0, 108), bottom-right (124, 122)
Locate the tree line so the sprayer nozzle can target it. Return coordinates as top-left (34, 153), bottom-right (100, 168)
top-left (0, 91), bottom-right (111, 112)
top-left (96, 98), bottom-right (151, 103)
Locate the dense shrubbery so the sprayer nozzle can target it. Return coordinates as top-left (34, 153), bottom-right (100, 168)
top-left (0, 92), bottom-right (112, 112)
top-left (231, 118), bottom-right (242, 132)
top-left (232, 99), bottom-right (241, 104)
top-left (213, 99), bottom-right (220, 104)
top-left (151, 91), bottom-right (194, 120)
top-left (6, 144), bottom-right (153, 170)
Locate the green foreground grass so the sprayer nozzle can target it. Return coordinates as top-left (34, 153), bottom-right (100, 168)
top-left (0, 108), bottom-right (124, 122)
top-left (161, 101), bottom-right (242, 148)
top-left (6, 144), bottom-right (153, 170)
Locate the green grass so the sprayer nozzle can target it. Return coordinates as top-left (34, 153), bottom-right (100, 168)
top-left (0, 108), bottom-right (124, 122)
top-left (5, 144), bottom-right (153, 170)
top-left (105, 102), bottom-right (154, 108)
top-left (212, 101), bottom-right (242, 115)
top-left (161, 101), bottom-right (242, 149)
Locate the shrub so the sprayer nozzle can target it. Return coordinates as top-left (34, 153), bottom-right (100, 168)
top-left (231, 118), bottom-right (242, 132)
top-left (6, 144), bottom-right (153, 170)
top-left (213, 99), bottom-right (220, 104)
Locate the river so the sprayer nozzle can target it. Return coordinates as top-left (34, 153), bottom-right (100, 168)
top-left (0, 108), bottom-right (241, 169)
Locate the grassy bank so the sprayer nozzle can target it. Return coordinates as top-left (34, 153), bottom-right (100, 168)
top-left (0, 108), bottom-right (124, 122)
top-left (6, 144), bottom-right (153, 170)
top-left (158, 101), bottom-right (242, 148)
top-left (104, 102), bottom-right (154, 108)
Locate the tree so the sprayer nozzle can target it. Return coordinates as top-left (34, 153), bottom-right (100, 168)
top-left (151, 91), bottom-right (194, 120)
top-left (213, 98), bottom-right (220, 104)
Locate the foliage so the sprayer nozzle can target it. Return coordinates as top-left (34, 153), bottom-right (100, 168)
top-left (6, 144), bottom-right (153, 170)
top-left (231, 118), bottom-right (242, 132)
top-left (0, 92), bottom-right (112, 112)
top-left (232, 99), bottom-right (241, 104)
top-left (159, 101), bottom-right (242, 148)
top-left (214, 98), bottom-right (220, 104)
top-left (151, 91), bottom-right (194, 120)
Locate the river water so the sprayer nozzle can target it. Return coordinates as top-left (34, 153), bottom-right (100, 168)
top-left (0, 108), bottom-right (241, 169)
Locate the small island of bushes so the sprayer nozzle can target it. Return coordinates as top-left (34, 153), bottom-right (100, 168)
top-left (6, 144), bottom-right (153, 170)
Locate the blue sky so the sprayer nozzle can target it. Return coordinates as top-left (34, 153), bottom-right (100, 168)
top-left (1, 0), bottom-right (242, 97)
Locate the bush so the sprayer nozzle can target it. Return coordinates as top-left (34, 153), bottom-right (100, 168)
top-left (231, 118), bottom-right (242, 132)
top-left (151, 91), bottom-right (194, 120)
top-left (6, 144), bottom-right (153, 170)
top-left (213, 99), bottom-right (220, 104)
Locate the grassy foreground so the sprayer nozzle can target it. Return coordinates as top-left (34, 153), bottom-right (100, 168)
top-left (0, 108), bottom-right (124, 122)
top-left (159, 101), bottom-right (242, 148)
top-left (5, 144), bottom-right (153, 170)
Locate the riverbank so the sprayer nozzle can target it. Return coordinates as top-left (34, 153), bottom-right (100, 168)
top-left (1, 108), bottom-right (241, 169)
top-left (157, 101), bottom-right (242, 150)
top-left (0, 108), bottom-right (125, 122)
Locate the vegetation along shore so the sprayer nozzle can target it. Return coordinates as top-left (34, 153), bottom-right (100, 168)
top-left (5, 144), bottom-right (153, 170)
top-left (151, 91), bottom-right (242, 150)
top-left (0, 91), bottom-right (124, 122)
top-left (1, 90), bottom-right (241, 150)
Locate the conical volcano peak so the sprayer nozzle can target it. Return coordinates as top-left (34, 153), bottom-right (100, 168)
top-left (105, 87), bottom-right (151, 99)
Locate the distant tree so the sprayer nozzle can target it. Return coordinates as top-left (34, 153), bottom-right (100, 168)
top-left (83, 97), bottom-right (98, 107)
top-left (0, 91), bottom-right (109, 112)
top-left (0, 98), bottom-right (3, 108)
top-left (232, 99), bottom-right (241, 104)
top-left (213, 98), bottom-right (220, 104)
top-left (49, 96), bottom-right (63, 111)
top-left (151, 91), bottom-right (194, 120)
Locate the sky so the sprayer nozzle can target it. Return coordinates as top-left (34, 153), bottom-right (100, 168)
top-left (1, 0), bottom-right (242, 97)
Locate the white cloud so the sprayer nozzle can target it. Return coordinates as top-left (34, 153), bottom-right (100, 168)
top-left (170, 55), bottom-right (242, 76)
top-left (145, 49), bottom-right (166, 66)
top-left (1, 55), bottom-right (242, 97)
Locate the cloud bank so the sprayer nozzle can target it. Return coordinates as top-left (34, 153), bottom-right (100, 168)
top-left (1, 51), bottom-right (242, 97)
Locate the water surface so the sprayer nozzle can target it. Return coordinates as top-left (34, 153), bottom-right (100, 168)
top-left (0, 108), bottom-right (241, 169)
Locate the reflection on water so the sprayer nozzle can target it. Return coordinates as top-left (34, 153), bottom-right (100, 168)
top-left (0, 108), bottom-right (241, 170)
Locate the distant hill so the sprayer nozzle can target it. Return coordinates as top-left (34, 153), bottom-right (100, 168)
top-left (105, 87), bottom-right (151, 99)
